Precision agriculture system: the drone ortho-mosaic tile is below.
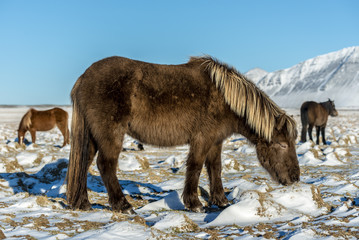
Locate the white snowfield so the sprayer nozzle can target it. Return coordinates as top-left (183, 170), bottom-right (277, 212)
top-left (0, 106), bottom-right (358, 239)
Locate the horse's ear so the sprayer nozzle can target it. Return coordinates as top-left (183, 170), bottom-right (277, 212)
top-left (276, 114), bottom-right (297, 139)
top-left (276, 114), bottom-right (287, 131)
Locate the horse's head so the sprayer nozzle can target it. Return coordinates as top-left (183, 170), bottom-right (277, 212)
top-left (328, 99), bottom-right (338, 117)
top-left (17, 128), bottom-right (26, 145)
top-left (255, 114), bottom-right (300, 185)
top-left (17, 109), bottom-right (33, 145)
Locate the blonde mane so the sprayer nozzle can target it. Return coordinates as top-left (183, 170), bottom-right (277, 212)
top-left (190, 56), bottom-right (296, 141)
top-left (18, 109), bottom-right (32, 130)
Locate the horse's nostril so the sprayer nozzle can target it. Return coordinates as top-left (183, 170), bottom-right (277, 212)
top-left (291, 173), bottom-right (300, 182)
top-left (279, 179), bottom-right (288, 186)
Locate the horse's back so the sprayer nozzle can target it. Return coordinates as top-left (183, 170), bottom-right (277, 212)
top-left (52, 107), bottom-right (68, 121)
top-left (72, 57), bottom-right (143, 112)
top-left (72, 56), bottom-right (204, 100)
top-left (72, 56), bottom-right (209, 118)
top-left (27, 108), bottom-right (67, 131)
top-left (301, 101), bottom-right (317, 110)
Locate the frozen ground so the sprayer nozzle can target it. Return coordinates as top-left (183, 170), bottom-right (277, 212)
top-left (0, 106), bottom-right (358, 239)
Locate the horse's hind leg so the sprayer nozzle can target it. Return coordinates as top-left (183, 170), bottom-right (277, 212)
top-left (301, 125), bottom-right (307, 142)
top-left (95, 125), bottom-right (133, 213)
top-left (308, 124), bottom-right (314, 142)
top-left (56, 120), bottom-right (69, 147)
top-left (316, 126), bottom-right (321, 145)
top-left (74, 138), bottom-right (97, 209)
top-left (205, 142), bottom-right (228, 208)
top-left (66, 128), bottom-right (70, 145)
top-left (321, 126), bottom-right (327, 145)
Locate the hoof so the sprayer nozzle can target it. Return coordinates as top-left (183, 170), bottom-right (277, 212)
top-left (137, 143), bottom-right (144, 151)
top-left (187, 206), bottom-right (205, 213)
top-left (210, 196), bottom-right (229, 208)
top-left (217, 203), bottom-right (230, 209)
top-left (69, 200), bottom-right (92, 211)
top-left (121, 207), bottom-right (136, 215)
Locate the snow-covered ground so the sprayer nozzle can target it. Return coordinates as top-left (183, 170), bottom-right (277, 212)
top-left (0, 106), bottom-right (358, 239)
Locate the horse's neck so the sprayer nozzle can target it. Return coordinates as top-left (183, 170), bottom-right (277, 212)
top-left (236, 116), bottom-right (259, 145)
top-left (18, 122), bottom-right (28, 131)
top-left (19, 110), bottom-right (32, 131)
top-left (320, 102), bottom-right (331, 114)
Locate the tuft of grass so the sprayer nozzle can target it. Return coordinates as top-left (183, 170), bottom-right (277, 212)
top-left (2, 217), bottom-right (18, 227)
top-left (111, 212), bottom-right (129, 222)
top-left (310, 185), bottom-right (331, 211)
top-left (36, 196), bottom-right (51, 207)
top-left (136, 155), bottom-right (150, 170)
top-left (2, 158), bottom-right (24, 173)
top-left (132, 215), bottom-right (147, 226)
top-left (55, 218), bottom-right (74, 231)
top-left (11, 235), bottom-right (36, 240)
top-left (0, 230), bottom-right (5, 240)
top-left (172, 214), bottom-right (200, 233)
top-left (33, 152), bottom-right (44, 166)
top-left (33, 214), bottom-right (50, 230)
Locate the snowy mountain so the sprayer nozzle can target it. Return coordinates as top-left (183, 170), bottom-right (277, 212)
top-left (245, 46), bottom-right (359, 108)
top-left (244, 68), bottom-right (268, 84)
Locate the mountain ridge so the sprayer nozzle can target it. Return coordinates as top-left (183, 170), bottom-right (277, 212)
top-left (245, 46), bottom-right (359, 108)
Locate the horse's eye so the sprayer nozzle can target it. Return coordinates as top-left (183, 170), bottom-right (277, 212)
top-left (274, 142), bottom-right (288, 149)
top-left (279, 142), bottom-right (288, 149)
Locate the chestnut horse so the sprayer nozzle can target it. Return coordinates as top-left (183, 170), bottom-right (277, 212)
top-left (67, 56), bottom-right (299, 213)
top-left (18, 107), bottom-right (70, 147)
top-left (300, 99), bottom-right (338, 145)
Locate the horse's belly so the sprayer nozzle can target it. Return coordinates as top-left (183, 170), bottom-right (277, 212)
top-left (127, 115), bottom-right (192, 147)
top-left (127, 125), bottom-right (190, 147)
top-left (128, 89), bottom-right (206, 146)
top-left (313, 117), bottom-right (325, 126)
top-left (33, 123), bottom-right (55, 131)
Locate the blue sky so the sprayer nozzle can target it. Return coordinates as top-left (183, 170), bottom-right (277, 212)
top-left (1, 0), bottom-right (358, 105)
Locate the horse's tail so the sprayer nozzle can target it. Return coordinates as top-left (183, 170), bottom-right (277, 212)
top-left (18, 109), bottom-right (33, 131)
top-left (62, 110), bottom-right (70, 145)
top-left (66, 127), bottom-right (70, 145)
top-left (300, 103), bottom-right (308, 142)
top-left (66, 99), bottom-right (92, 209)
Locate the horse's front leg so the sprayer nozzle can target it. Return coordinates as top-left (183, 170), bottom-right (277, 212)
top-left (183, 139), bottom-right (210, 212)
top-left (316, 126), bottom-right (321, 145)
top-left (30, 129), bottom-right (36, 144)
top-left (205, 142), bottom-right (228, 208)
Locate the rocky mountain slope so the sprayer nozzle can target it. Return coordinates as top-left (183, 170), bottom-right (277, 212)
top-left (245, 46), bottom-right (359, 108)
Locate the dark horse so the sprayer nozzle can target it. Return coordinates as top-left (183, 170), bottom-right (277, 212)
top-left (18, 108), bottom-right (70, 147)
top-left (67, 56), bottom-right (299, 213)
top-left (300, 99), bottom-right (338, 145)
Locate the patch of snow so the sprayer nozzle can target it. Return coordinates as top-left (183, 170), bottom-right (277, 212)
top-left (16, 152), bottom-right (38, 168)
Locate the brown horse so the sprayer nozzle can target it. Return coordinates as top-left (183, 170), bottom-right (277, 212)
top-left (300, 99), bottom-right (338, 145)
top-left (18, 107), bottom-right (70, 147)
top-left (67, 56), bottom-right (299, 213)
